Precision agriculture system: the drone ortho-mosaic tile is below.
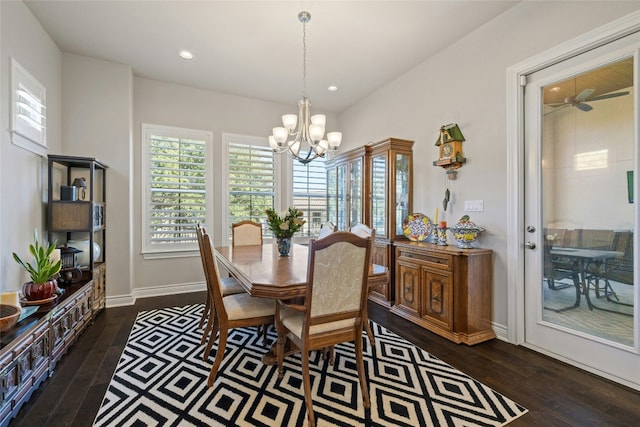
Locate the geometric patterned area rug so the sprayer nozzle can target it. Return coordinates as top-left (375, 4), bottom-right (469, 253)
top-left (93, 304), bottom-right (527, 426)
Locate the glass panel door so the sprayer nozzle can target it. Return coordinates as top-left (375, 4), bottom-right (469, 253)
top-left (539, 58), bottom-right (635, 345)
top-left (326, 166), bottom-right (337, 226)
top-left (336, 163), bottom-right (347, 231)
top-left (524, 35), bottom-right (639, 387)
top-left (349, 158), bottom-right (362, 228)
top-left (395, 153), bottom-right (410, 237)
top-left (371, 154), bottom-right (387, 237)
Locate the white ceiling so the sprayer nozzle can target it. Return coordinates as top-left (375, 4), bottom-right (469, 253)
top-left (24, 1), bottom-right (518, 112)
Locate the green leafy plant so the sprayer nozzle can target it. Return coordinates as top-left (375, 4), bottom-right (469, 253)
top-left (264, 207), bottom-right (306, 238)
top-left (12, 229), bottom-right (61, 284)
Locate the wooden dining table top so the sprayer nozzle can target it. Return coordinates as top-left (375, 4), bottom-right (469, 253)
top-left (215, 243), bottom-right (388, 300)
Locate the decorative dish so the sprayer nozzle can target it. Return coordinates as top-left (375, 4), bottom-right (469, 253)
top-left (402, 213), bottom-right (432, 241)
top-left (20, 295), bottom-right (57, 306)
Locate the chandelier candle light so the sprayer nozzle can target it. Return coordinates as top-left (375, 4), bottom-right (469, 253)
top-left (268, 11), bottom-right (342, 164)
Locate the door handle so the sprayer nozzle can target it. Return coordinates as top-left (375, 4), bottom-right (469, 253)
top-left (525, 241), bottom-right (536, 250)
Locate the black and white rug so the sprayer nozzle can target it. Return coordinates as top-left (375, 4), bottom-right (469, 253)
top-left (93, 304), bottom-right (527, 426)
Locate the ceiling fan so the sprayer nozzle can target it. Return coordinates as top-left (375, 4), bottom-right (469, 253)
top-left (546, 88), bottom-right (629, 113)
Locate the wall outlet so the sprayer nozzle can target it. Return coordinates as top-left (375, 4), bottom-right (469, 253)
top-left (464, 200), bottom-right (484, 212)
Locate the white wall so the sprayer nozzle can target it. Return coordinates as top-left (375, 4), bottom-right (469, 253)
top-left (336, 1), bottom-right (640, 330)
top-left (0, 1), bottom-right (61, 293)
top-left (62, 53), bottom-right (133, 303)
top-left (132, 77), bottom-right (337, 295)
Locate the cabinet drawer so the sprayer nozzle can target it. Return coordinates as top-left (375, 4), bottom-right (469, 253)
top-left (397, 248), bottom-right (452, 271)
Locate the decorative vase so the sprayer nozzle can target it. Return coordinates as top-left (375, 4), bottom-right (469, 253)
top-left (276, 237), bottom-right (292, 257)
top-left (22, 279), bottom-right (59, 301)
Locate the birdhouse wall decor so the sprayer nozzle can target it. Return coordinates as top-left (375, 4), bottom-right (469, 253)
top-left (433, 123), bottom-right (466, 180)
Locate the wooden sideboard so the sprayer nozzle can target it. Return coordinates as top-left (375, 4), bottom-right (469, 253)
top-left (0, 280), bottom-right (103, 427)
top-left (391, 240), bottom-right (495, 345)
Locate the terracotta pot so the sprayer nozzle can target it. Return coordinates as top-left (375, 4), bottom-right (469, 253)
top-left (22, 279), bottom-right (58, 301)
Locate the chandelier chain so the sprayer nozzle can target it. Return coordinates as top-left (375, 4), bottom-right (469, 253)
top-left (302, 18), bottom-right (307, 99)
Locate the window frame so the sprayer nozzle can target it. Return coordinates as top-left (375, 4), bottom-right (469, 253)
top-left (141, 123), bottom-right (213, 257)
top-left (10, 58), bottom-right (47, 156)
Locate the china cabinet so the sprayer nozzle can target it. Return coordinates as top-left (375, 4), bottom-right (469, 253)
top-left (392, 241), bottom-right (495, 345)
top-left (326, 138), bottom-right (414, 306)
top-left (326, 146), bottom-right (366, 231)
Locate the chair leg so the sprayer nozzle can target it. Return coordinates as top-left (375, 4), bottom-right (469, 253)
top-left (207, 327), bottom-right (228, 387)
top-left (355, 329), bottom-right (370, 409)
top-left (201, 300), bottom-right (216, 345)
top-left (276, 332), bottom-right (286, 379)
top-left (363, 308), bottom-right (375, 347)
top-left (301, 349), bottom-right (315, 427)
top-left (198, 296), bottom-right (210, 329)
top-left (203, 315), bottom-right (220, 361)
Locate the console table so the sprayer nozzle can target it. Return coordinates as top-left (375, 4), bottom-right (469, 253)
top-left (391, 240), bottom-right (495, 345)
top-left (0, 280), bottom-right (101, 427)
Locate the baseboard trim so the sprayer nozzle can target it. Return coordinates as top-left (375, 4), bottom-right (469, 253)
top-left (106, 281), bottom-right (207, 308)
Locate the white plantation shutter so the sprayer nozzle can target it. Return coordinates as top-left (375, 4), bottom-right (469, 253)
top-left (142, 124), bottom-right (212, 254)
top-left (293, 154), bottom-right (328, 237)
top-left (227, 141), bottom-right (276, 238)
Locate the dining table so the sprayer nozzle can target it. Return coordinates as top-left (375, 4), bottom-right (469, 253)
top-left (214, 242), bottom-right (388, 364)
top-left (214, 242), bottom-right (389, 299)
top-left (550, 247), bottom-right (624, 312)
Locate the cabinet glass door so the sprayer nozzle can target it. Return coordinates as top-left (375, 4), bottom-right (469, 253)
top-left (336, 163), bottom-right (347, 230)
top-left (371, 154), bottom-right (387, 237)
top-left (395, 153), bottom-right (410, 236)
top-left (326, 167), bottom-right (337, 226)
top-left (349, 158), bottom-right (362, 227)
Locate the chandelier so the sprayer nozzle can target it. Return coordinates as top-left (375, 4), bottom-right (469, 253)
top-left (268, 11), bottom-right (342, 164)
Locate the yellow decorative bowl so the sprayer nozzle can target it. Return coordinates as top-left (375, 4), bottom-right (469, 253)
top-left (449, 226), bottom-right (485, 248)
top-left (0, 304), bottom-right (21, 332)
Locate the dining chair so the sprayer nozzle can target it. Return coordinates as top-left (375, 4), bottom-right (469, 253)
top-left (232, 220), bottom-right (263, 246)
top-left (197, 226), bottom-right (276, 387)
top-left (349, 223), bottom-right (377, 345)
top-left (317, 221), bottom-right (336, 239)
top-left (275, 231), bottom-right (371, 427)
top-left (543, 238), bottom-right (582, 311)
top-left (196, 224), bottom-right (245, 334)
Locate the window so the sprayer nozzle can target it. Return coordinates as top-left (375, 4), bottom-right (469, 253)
top-left (293, 153), bottom-right (328, 237)
top-left (224, 134), bottom-right (279, 239)
top-left (141, 124), bottom-right (212, 255)
top-left (10, 58), bottom-right (47, 156)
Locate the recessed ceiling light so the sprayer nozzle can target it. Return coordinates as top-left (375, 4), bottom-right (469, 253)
top-left (178, 50), bottom-right (194, 60)
top-left (549, 86), bottom-right (561, 92)
top-left (328, 85), bottom-right (338, 92)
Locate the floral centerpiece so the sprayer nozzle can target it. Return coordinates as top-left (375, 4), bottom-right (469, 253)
top-left (12, 228), bottom-right (62, 301)
top-left (265, 207), bottom-right (305, 256)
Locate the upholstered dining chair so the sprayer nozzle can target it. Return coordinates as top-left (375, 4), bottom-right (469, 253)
top-left (275, 231), bottom-right (371, 427)
top-left (196, 224), bottom-right (245, 334)
top-left (349, 223), bottom-right (377, 346)
top-left (232, 220), bottom-right (263, 246)
top-left (197, 227), bottom-right (275, 387)
top-left (317, 221), bottom-right (337, 239)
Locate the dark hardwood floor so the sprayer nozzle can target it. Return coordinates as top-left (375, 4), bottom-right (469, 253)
top-left (9, 292), bottom-right (640, 426)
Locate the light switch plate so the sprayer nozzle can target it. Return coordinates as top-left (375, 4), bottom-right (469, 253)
top-left (464, 200), bottom-right (484, 212)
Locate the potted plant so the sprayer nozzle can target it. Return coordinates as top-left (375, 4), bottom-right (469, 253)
top-left (265, 207), bottom-right (306, 256)
top-left (12, 228), bottom-right (62, 301)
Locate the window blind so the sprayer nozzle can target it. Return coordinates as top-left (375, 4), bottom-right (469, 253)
top-left (148, 134), bottom-right (207, 246)
top-left (228, 142), bottom-right (275, 237)
top-left (293, 154), bottom-right (328, 236)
